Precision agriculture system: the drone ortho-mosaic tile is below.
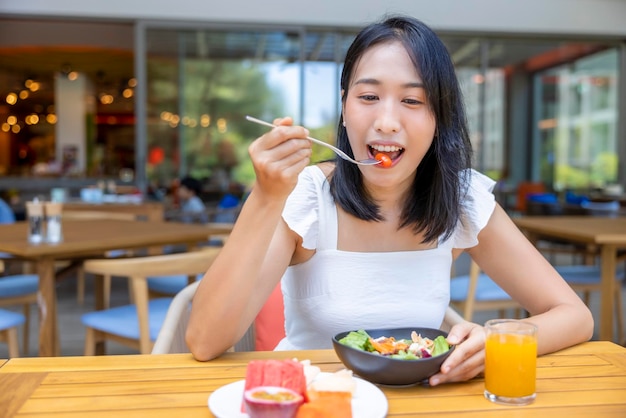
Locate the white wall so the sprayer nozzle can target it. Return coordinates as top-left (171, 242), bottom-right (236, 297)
top-left (1, 0), bottom-right (626, 37)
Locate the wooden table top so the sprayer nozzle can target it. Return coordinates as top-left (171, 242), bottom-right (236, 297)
top-left (0, 220), bottom-right (220, 259)
top-left (514, 216), bottom-right (626, 245)
top-left (62, 201), bottom-right (165, 222)
top-left (1, 341), bottom-right (625, 417)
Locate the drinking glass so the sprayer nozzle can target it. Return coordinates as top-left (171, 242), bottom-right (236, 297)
top-left (484, 319), bottom-right (537, 405)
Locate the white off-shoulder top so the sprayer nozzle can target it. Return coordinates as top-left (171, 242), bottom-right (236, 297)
top-left (274, 165), bottom-right (496, 350)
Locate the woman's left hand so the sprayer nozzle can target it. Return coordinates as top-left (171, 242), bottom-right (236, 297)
top-left (428, 321), bottom-right (486, 386)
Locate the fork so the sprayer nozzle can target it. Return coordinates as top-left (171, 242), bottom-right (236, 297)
top-left (245, 116), bottom-right (381, 166)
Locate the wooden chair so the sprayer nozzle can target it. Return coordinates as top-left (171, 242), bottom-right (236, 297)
top-left (63, 210), bottom-right (138, 306)
top-left (0, 308), bottom-right (26, 357)
top-left (151, 281), bottom-right (201, 354)
top-left (1, 202), bottom-right (40, 354)
top-left (0, 275), bottom-right (39, 355)
top-left (80, 247), bottom-right (221, 355)
top-left (555, 264), bottom-right (625, 344)
top-left (147, 222), bottom-right (233, 299)
top-left (514, 181), bottom-right (546, 214)
top-left (152, 280), bottom-right (256, 355)
top-left (450, 259), bottom-right (523, 321)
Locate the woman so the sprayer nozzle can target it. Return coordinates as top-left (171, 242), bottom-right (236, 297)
top-left (187, 15), bottom-right (593, 386)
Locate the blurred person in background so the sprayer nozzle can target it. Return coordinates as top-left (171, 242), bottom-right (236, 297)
top-left (178, 176), bottom-right (207, 223)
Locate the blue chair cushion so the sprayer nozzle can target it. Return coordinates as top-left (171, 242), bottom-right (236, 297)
top-left (450, 274), bottom-right (512, 301)
top-left (0, 275), bottom-right (39, 298)
top-left (581, 200), bottom-right (620, 211)
top-left (147, 274), bottom-right (202, 295)
top-left (527, 193), bottom-right (558, 204)
top-left (555, 265), bottom-right (625, 284)
top-left (0, 308), bottom-right (25, 330)
top-left (81, 298), bottom-right (173, 341)
top-left (0, 198), bottom-right (16, 224)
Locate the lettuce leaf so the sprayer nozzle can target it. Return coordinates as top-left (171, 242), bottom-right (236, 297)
top-left (338, 329), bottom-right (373, 351)
top-left (431, 335), bottom-right (451, 357)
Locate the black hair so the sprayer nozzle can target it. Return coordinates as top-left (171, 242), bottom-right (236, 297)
top-left (329, 14), bottom-right (473, 243)
top-left (180, 176), bottom-right (203, 196)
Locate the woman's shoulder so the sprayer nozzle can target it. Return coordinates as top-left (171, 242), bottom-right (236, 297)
top-left (300, 162), bottom-right (334, 182)
top-left (462, 168), bottom-right (497, 192)
top-left (452, 169), bottom-right (497, 248)
top-left (282, 164), bottom-right (334, 250)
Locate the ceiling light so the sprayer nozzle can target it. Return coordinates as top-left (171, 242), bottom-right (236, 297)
top-left (6, 92), bottom-right (17, 105)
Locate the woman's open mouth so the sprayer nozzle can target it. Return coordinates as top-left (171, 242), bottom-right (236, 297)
top-left (368, 144), bottom-right (404, 165)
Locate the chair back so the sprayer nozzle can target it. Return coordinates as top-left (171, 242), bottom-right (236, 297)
top-left (450, 257), bottom-right (521, 321)
top-left (514, 181), bottom-right (547, 214)
top-left (82, 247), bottom-right (221, 354)
top-left (0, 198), bottom-right (16, 224)
top-left (152, 278), bottom-right (256, 354)
top-left (152, 281), bottom-right (200, 354)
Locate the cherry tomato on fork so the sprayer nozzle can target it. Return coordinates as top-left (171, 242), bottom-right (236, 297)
top-left (375, 153), bottom-right (392, 168)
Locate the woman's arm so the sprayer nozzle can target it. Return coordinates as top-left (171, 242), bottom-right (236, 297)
top-left (468, 204), bottom-right (594, 353)
top-left (430, 204), bottom-right (593, 385)
top-left (186, 118), bottom-right (312, 361)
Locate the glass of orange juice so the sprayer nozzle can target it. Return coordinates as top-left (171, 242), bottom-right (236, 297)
top-left (484, 319), bottom-right (537, 405)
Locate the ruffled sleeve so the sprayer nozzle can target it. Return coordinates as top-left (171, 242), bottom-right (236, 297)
top-left (452, 169), bottom-right (497, 249)
top-left (282, 166), bottom-right (325, 250)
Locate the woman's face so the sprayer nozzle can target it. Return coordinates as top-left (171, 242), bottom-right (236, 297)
top-left (343, 41), bottom-right (436, 191)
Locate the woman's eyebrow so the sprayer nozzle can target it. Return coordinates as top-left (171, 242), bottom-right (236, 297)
top-left (353, 78), bottom-right (424, 88)
top-left (353, 78), bottom-right (380, 86)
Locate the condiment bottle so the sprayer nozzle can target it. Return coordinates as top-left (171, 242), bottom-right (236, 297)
top-left (26, 198), bottom-right (45, 244)
top-left (44, 202), bottom-right (63, 243)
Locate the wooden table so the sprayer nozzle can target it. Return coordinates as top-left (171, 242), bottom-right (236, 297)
top-left (0, 220), bottom-right (222, 357)
top-left (1, 342), bottom-right (625, 417)
top-left (62, 201), bottom-right (165, 222)
top-left (514, 216), bottom-right (626, 342)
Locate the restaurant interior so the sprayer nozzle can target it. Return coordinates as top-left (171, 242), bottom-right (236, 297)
top-left (1, 13), bottom-right (624, 211)
top-left (1, 2), bottom-right (626, 416)
top-left (0, 0), bottom-right (624, 342)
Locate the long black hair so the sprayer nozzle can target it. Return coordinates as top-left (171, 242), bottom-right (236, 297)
top-left (329, 14), bottom-right (473, 243)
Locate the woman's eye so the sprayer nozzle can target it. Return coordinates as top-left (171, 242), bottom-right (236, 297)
top-left (403, 98), bottom-right (424, 105)
top-left (358, 94), bottom-right (378, 101)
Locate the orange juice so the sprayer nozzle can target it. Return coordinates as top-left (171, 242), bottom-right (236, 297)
top-left (485, 332), bottom-right (537, 398)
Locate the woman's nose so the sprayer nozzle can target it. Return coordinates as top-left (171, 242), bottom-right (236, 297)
top-left (373, 102), bottom-right (401, 133)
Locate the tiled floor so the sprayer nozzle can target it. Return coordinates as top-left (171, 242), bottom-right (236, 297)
top-left (1, 266), bottom-right (625, 358)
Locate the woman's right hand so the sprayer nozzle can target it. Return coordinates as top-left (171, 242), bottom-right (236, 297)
top-left (248, 116), bottom-right (312, 201)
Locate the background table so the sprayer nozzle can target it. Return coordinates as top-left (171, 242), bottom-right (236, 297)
top-left (514, 216), bottom-right (626, 342)
top-left (62, 201), bottom-right (165, 222)
top-left (0, 220), bottom-right (220, 356)
top-left (1, 342), bottom-right (625, 417)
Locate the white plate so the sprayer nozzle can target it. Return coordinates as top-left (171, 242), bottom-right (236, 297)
top-left (208, 373), bottom-right (388, 418)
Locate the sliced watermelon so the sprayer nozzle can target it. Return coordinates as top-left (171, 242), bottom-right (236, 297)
top-left (241, 359), bottom-right (307, 412)
top-left (281, 359), bottom-right (307, 399)
top-left (244, 361), bottom-right (265, 390)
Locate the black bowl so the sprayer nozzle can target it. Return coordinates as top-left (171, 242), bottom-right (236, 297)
top-left (332, 327), bottom-right (455, 386)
